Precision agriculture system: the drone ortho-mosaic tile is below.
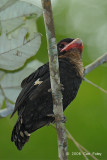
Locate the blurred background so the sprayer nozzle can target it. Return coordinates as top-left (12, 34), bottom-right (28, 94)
top-left (0, 0), bottom-right (107, 159)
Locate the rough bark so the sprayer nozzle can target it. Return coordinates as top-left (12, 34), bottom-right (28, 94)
top-left (41, 0), bottom-right (68, 160)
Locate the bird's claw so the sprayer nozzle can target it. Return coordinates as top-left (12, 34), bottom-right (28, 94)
top-left (47, 114), bottom-right (66, 123)
top-left (59, 116), bottom-right (66, 123)
top-left (54, 116), bottom-right (66, 123)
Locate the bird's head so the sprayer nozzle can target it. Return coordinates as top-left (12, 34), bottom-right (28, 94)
top-left (57, 38), bottom-right (83, 57)
top-left (57, 38), bottom-right (83, 77)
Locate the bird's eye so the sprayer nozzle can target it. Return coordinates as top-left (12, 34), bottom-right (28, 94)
top-left (59, 44), bottom-right (65, 49)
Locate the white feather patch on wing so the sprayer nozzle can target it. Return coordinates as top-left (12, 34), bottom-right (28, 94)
top-left (24, 131), bottom-right (31, 136)
top-left (34, 78), bottom-right (43, 86)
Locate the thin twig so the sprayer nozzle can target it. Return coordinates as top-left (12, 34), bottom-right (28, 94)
top-left (66, 129), bottom-right (98, 160)
top-left (66, 129), bottom-right (89, 160)
top-left (84, 53), bottom-right (107, 76)
top-left (41, 0), bottom-right (67, 160)
top-left (83, 78), bottom-right (107, 94)
top-left (51, 124), bottom-right (98, 160)
top-left (79, 144), bottom-right (98, 160)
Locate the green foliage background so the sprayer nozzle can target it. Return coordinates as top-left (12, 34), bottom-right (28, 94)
top-left (0, 0), bottom-right (107, 160)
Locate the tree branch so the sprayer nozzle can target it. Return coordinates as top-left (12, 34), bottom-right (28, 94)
top-left (41, 0), bottom-right (67, 160)
top-left (83, 78), bottom-right (107, 94)
top-left (66, 129), bottom-right (98, 160)
top-left (84, 53), bottom-right (107, 76)
top-left (51, 124), bottom-right (98, 160)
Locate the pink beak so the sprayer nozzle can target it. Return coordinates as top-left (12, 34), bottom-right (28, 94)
top-left (61, 38), bottom-right (83, 53)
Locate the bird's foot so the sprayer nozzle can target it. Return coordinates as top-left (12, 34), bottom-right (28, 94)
top-left (58, 116), bottom-right (66, 123)
top-left (48, 84), bottom-right (64, 93)
top-left (47, 114), bottom-right (66, 123)
top-left (55, 116), bottom-right (66, 123)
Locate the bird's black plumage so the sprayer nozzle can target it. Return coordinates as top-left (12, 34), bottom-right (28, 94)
top-left (11, 38), bottom-right (83, 150)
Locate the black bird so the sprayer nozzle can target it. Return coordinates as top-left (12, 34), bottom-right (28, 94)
top-left (11, 38), bottom-right (84, 150)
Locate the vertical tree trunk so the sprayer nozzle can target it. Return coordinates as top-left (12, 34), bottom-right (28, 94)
top-left (41, 0), bottom-right (68, 159)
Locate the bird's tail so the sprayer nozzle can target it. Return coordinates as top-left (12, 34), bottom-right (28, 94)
top-left (11, 119), bottom-right (30, 150)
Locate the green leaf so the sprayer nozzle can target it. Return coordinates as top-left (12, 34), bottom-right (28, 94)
top-left (0, 104), bottom-right (14, 118)
top-left (0, 60), bottom-right (43, 104)
top-left (0, 90), bottom-right (4, 108)
top-left (0, 0), bottom-right (17, 12)
top-left (20, 0), bottom-right (42, 8)
top-left (0, 28), bottom-right (41, 70)
top-left (0, 1), bottom-right (42, 21)
top-left (0, 1), bottom-right (42, 34)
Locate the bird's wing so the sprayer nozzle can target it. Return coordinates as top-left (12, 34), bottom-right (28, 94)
top-left (11, 63), bottom-right (49, 118)
top-left (21, 63), bottom-right (49, 88)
